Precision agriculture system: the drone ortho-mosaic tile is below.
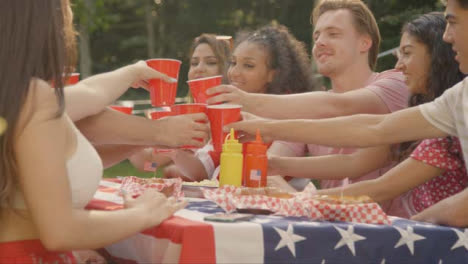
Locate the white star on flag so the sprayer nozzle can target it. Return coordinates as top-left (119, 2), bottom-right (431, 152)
top-left (394, 226), bottom-right (426, 255)
top-left (451, 228), bottom-right (468, 251)
top-left (334, 225), bottom-right (366, 256)
top-left (274, 224), bottom-right (306, 257)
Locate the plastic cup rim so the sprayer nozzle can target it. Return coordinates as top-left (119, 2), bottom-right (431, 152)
top-left (206, 103), bottom-right (242, 109)
top-left (172, 103), bottom-right (207, 107)
top-left (187, 75), bottom-right (223, 83)
top-left (146, 58), bottom-right (182, 64)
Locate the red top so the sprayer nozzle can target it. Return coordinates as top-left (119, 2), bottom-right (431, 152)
top-left (409, 137), bottom-right (468, 213)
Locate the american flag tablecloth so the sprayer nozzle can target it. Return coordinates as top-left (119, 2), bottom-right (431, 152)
top-left (88, 179), bottom-right (468, 264)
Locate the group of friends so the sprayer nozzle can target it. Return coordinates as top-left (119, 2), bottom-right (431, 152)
top-left (1, 0), bottom-right (468, 263)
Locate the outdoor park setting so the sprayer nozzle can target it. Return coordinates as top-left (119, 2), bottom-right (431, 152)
top-left (2, 0), bottom-right (468, 263)
top-left (72, 0), bottom-right (445, 178)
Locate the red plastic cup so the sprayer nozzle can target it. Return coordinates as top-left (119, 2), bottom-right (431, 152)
top-left (110, 101), bottom-right (134, 115)
top-left (206, 104), bottom-right (242, 152)
top-left (148, 109), bottom-right (173, 120)
top-left (110, 105), bottom-right (133, 115)
top-left (146, 59), bottom-right (181, 107)
top-left (187, 75), bottom-right (222, 104)
top-left (171, 103), bottom-right (207, 116)
top-left (51, 73), bottom-right (80, 88)
top-left (66, 73), bottom-right (80, 85)
top-left (148, 109), bottom-right (174, 153)
top-left (171, 103), bottom-right (207, 149)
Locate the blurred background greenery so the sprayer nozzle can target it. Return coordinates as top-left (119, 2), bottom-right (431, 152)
top-left (72, 0), bottom-right (444, 177)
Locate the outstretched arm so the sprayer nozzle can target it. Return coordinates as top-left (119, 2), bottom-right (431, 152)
top-left (76, 108), bottom-right (209, 148)
top-left (269, 145), bottom-right (392, 180)
top-left (227, 107), bottom-right (447, 149)
top-left (65, 61), bottom-right (172, 122)
top-left (318, 157), bottom-right (442, 203)
top-left (206, 85), bottom-right (391, 119)
top-left (411, 188), bottom-right (468, 227)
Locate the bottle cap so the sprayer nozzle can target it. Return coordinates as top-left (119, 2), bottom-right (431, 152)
top-left (222, 128), bottom-right (243, 153)
top-left (245, 129), bottom-right (268, 154)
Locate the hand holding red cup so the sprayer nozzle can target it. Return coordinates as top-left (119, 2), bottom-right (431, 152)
top-left (147, 109), bottom-right (175, 153)
top-left (171, 103), bottom-right (207, 149)
top-left (146, 59), bottom-right (181, 107)
top-left (187, 75), bottom-right (222, 104)
top-left (206, 104), bottom-right (242, 152)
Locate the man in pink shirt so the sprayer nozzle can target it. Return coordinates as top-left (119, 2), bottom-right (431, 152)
top-left (206, 0), bottom-right (409, 197)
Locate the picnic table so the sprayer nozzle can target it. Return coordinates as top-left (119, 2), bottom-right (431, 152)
top-left (87, 179), bottom-right (468, 264)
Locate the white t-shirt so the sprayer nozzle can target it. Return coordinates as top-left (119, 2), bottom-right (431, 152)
top-left (419, 76), bottom-right (468, 167)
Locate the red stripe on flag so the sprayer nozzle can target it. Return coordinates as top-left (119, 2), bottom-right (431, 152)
top-left (142, 216), bottom-right (216, 264)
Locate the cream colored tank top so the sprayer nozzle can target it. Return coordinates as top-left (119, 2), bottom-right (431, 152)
top-left (11, 116), bottom-right (103, 209)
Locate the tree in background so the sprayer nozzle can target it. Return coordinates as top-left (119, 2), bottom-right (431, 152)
top-left (72, 0), bottom-right (443, 98)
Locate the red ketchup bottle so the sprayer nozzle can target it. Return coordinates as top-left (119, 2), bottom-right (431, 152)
top-left (243, 129), bottom-right (268, 187)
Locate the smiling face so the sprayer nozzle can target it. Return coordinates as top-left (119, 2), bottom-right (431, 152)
top-left (443, 0), bottom-right (468, 74)
top-left (227, 41), bottom-right (275, 94)
top-left (312, 9), bottom-right (371, 77)
top-left (395, 32), bottom-right (431, 95)
top-left (188, 43), bottom-right (222, 80)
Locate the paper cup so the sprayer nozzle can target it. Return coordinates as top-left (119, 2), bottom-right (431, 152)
top-left (207, 104), bottom-right (242, 152)
top-left (187, 75), bottom-right (222, 104)
top-left (146, 59), bottom-right (181, 107)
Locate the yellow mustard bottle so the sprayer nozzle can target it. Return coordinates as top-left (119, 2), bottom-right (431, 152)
top-left (219, 128), bottom-right (243, 187)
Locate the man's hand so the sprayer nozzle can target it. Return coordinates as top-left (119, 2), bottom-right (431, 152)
top-left (156, 113), bottom-right (210, 148)
top-left (224, 113), bottom-right (275, 144)
top-left (206, 84), bottom-right (253, 108)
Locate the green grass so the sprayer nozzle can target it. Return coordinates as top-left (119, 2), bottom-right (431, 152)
top-left (103, 160), bottom-right (165, 179)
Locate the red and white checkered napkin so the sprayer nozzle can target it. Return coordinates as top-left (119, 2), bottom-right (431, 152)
top-left (202, 185), bottom-right (323, 220)
top-left (308, 200), bottom-right (391, 225)
top-left (297, 184), bottom-right (391, 225)
top-left (120, 176), bottom-right (183, 200)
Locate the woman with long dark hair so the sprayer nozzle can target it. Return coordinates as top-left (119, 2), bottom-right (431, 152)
top-left (0, 1), bottom-right (195, 262)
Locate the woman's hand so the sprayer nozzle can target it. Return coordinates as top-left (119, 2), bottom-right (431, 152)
top-left (410, 190), bottom-right (468, 227)
top-left (224, 113), bottom-right (275, 144)
top-left (163, 164), bottom-right (195, 182)
top-left (156, 113), bottom-right (210, 148)
top-left (123, 189), bottom-right (187, 227)
top-left (130, 61), bottom-right (176, 90)
top-left (206, 84), bottom-right (253, 107)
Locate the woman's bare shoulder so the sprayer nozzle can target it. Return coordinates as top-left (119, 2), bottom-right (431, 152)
top-left (16, 79), bottom-right (65, 137)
